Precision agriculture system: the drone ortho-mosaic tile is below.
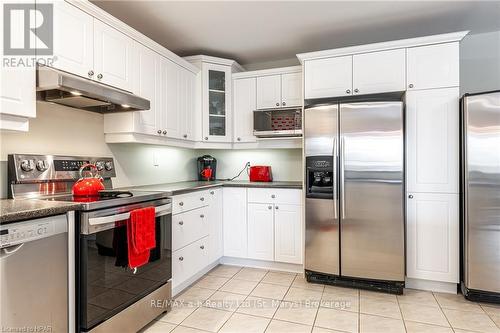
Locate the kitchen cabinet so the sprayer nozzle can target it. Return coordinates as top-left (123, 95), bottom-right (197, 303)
top-left (172, 206), bottom-right (209, 251)
top-left (274, 204), bottom-right (302, 264)
top-left (304, 55), bottom-right (353, 99)
top-left (0, 67), bottom-right (35, 131)
top-left (233, 77), bottom-right (257, 143)
top-left (352, 48), bottom-right (406, 95)
top-left (172, 236), bottom-right (209, 289)
top-left (223, 187), bottom-right (248, 257)
top-left (93, 19), bottom-right (136, 92)
top-left (407, 42), bottom-right (459, 90)
top-left (179, 68), bottom-right (196, 140)
top-left (162, 58), bottom-right (181, 138)
top-left (406, 87), bottom-right (459, 194)
top-left (256, 73), bottom-right (302, 109)
top-left (247, 203), bottom-right (275, 261)
top-left (406, 192), bottom-right (459, 283)
top-left (207, 188), bottom-right (223, 262)
top-left (134, 44), bottom-right (160, 135)
top-left (50, 0), bottom-right (94, 78)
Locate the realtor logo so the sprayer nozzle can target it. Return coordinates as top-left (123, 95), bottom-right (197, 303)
top-left (3, 3), bottom-right (53, 55)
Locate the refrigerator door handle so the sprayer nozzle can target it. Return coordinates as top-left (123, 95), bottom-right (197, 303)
top-left (341, 136), bottom-right (346, 220)
top-left (333, 136), bottom-right (338, 219)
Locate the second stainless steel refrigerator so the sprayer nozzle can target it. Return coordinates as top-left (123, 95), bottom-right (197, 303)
top-left (304, 97), bottom-right (405, 293)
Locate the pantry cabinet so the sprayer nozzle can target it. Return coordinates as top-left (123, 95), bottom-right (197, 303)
top-left (406, 192), bottom-right (459, 283)
top-left (247, 203), bottom-right (275, 261)
top-left (406, 87), bottom-right (459, 194)
top-left (223, 187), bottom-right (248, 257)
top-left (407, 42), bottom-right (459, 90)
top-left (233, 77), bottom-right (257, 143)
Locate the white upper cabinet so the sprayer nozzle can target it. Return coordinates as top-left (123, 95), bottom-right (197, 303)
top-left (202, 63), bottom-right (232, 142)
top-left (93, 20), bottom-right (136, 92)
top-left (406, 87), bottom-right (459, 194)
top-left (407, 42), bottom-right (459, 90)
top-left (223, 188), bottom-right (248, 258)
top-left (50, 1), bottom-right (93, 78)
top-left (179, 69), bottom-right (196, 140)
top-left (352, 48), bottom-right (406, 95)
top-left (257, 75), bottom-right (281, 109)
top-left (406, 192), bottom-right (459, 283)
top-left (134, 44), bottom-right (159, 135)
top-left (304, 55), bottom-right (353, 99)
top-left (247, 203), bottom-right (275, 261)
top-left (274, 204), bottom-right (302, 264)
top-left (233, 77), bottom-right (257, 143)
top-left (163, 59), bottom-right (181, 139)
top-left (281, 72), bottom-right (302, 107)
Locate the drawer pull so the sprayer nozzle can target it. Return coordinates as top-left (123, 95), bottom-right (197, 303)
top-left (210, 191), bottom-right (214, 195)
top-left (200, 214), bottom-right (205, 218)
top-left (271, 194), bottom-right (276, 199)
top-left (179, 202), bottom-right (184, 206)
top-left (179, 257), bottom-right (184, 261)
top-left (275, 206), bottom-right (279, 210)
top-left (268, 206), bottom-right (272, 210)
top-left (200, 245), bottom-right (205, 250)
top-left (178, 221), bottom-right (184, 225)
top-left (200, 197), bottom-right (205, 201)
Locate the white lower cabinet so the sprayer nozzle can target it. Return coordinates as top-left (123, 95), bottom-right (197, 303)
top-left (172, 236), bottom-right (209, 289)
top-left (223, 188), bottom-right (248, 257)
top-left (406, 192), bottom-right (459, 283)
top-left (207, 188), bottom-right (223, 262)
top-left (274, 204), bottom-right (302, 264)
top-left (247, 203), bottom-right (275, 261)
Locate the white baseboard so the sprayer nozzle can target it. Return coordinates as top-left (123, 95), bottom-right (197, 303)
top-left (172, 259), bottom-right (221, 296)
top-left (405, 277), bottom-right (458, 294)
top-left (220, 256), bottom-right (303, 273)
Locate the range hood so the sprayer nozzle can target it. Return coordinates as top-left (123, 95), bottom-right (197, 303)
top-left (36, 65), bottom-right (150, 113)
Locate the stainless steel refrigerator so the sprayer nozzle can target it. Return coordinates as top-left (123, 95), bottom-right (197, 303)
top-left (461, 90), bottom-right (500, 303)
top-left (304, 97), bottom-right (405, 293)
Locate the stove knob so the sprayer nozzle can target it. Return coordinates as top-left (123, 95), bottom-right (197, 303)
top-left (21, 160), bottom-right (35, 172)
top-left (95, 161), bottom-right (105, 171)
top-left (36, 160), bottom-right (48, 172)
top-left (104, 161), bottom-right (113, 171)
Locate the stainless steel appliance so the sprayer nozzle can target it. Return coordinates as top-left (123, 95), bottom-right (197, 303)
top-left (461, 90), bottom-right (500, 303)
top-left (304, 94), bottom-right (405, 294)
top-left (36, 65), bottom-right (150, 113)
top-left (8, 154), bottom-right (172, 333)
top-left (253, 107), bottom-right (302, 137)
top-left (1, 214), bottom-right (70, 333)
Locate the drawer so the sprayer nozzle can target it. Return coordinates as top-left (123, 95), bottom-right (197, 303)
top-left (172, 190), bottom-right (209, 215)
top-left (172, 236), bottom-right (209, 289)
top-left (172, 206), bottom-right (209, 251)
top-left (247, 188), bottom-right (302, 205)
top-left (206, 187), bottom-right (221, 205)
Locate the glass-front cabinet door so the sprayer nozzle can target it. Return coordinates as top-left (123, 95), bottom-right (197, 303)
top-left (202, 63), bottom-right (232, 142)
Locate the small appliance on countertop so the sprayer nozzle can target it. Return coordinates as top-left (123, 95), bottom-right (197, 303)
top-left (197, 155), bottom-right (217, 181)
top-left (249, 166), bottom-right (273, 182)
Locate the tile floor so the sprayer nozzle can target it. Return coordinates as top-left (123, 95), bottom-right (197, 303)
top-left (141, 265), bottom-right (500, 333)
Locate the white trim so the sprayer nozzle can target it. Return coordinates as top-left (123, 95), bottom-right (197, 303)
top-left (183, 55), bottom-right (245, 72)
top-left (405, 277), bottom-right (458, 294)
top-left (233, 66), bottom-right (302, 79)
top-left (296, 31), bottom-right (469, 63)
top-left (172, 259), bottom-right (220, 296)
top-left (66, 0), bottom-right (199, 74)
top-left (220, 256), bottom-right (303, 273)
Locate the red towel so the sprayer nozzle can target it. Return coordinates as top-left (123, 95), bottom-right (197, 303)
top-left (127, 207), bottom-right (156, 269)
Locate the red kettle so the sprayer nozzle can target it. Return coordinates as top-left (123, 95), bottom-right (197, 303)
top-left (72, 163), bottom-right (105, 197)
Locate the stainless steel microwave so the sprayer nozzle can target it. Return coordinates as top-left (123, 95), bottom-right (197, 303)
top-left (253, 108), bottom-right (302, 138)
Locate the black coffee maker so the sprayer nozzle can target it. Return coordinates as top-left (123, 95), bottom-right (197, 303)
top-left (197, 155), bottom-right (217, 181)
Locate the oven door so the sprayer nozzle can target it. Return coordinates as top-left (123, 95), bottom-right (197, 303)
top-left (78, 199), bottom-right (172, 331)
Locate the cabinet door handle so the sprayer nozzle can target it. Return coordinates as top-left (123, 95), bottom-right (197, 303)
top-left (157, 130), bottom-right (162, 134)
top-left (282, 102), bottom-right (286, 106)
top-left (205, 137), bottom-right (208, 140)
top-left (210, 191), bottom-right (215, 195)
top-left (200, 245), bottom-right (205, 250)
top-left (178, 221), bottom-right (184, 225)
top-left (179, 202), bottom-right (184, 206)
top-left (179, 257), bottom-right (184, 261)
top-left (354, 88), bottom-right (359, 93)
top-left (200, 214), bottom-right (205, 218)
top-left (408, 84), bottom-right (414, 88)
top-left (268, 206), bottom-right (272, 210)
top-left (200, 197), bottom-right (205, 201)
top-left (275, 206), bottom-right (279, 210)
top-left (183, 134), bottom-right (187, 138)
top-left (237, 137), bottom-right (241, 141)
top-left (408, 194), bottom-right (414, 199)
top-left (346, 89), bottom-right (351, 94)
top-left (271, 194), bottom-right (276, 199)
top-left (275, 102), bottom-right (280, 106)
top-left (88, 70), bottom-right (94, 78)
top-left (97, 73), bottom-right (103, 80)
top-left (162, 130), bottom-right (167, 135)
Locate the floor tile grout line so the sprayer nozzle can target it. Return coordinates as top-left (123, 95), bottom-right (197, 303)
top-left (432, 291), bottom-right (458, 331)
top-left (479, 303), bottom-right (500, 330)
top-left (395, 291), bottom-right (408, 333)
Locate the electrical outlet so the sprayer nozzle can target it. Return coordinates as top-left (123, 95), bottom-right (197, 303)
top-left (153, 152), bottom-right (160, 167)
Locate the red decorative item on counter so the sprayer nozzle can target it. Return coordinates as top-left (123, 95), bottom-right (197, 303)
top-left (200, 168), bottom-right (213, 181)
top-left (127, 207), bottom-right (156, 269)
top-left (72, 163), bottom-right (105, 197)
top-left (249, 166), bottom-right (273, 182)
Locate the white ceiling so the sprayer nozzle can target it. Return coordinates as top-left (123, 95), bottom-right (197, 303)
top-left (92, 1), bottom-right (500, 69)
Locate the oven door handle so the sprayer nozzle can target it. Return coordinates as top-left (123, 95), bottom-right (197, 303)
top-left (88, 204), bottom-right (172, 226)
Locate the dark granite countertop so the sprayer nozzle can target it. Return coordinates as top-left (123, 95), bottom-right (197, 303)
top-left (124, 180), bottom-right (303, 196)
top-left (0, 199), bottom-right (81, 224)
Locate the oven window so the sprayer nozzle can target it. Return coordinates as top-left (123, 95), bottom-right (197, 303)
top-left (80, 214), bottom-right (171, 331)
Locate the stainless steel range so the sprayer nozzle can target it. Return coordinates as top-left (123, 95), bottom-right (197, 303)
top-left (8, 154), bottom-right (173, 333)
